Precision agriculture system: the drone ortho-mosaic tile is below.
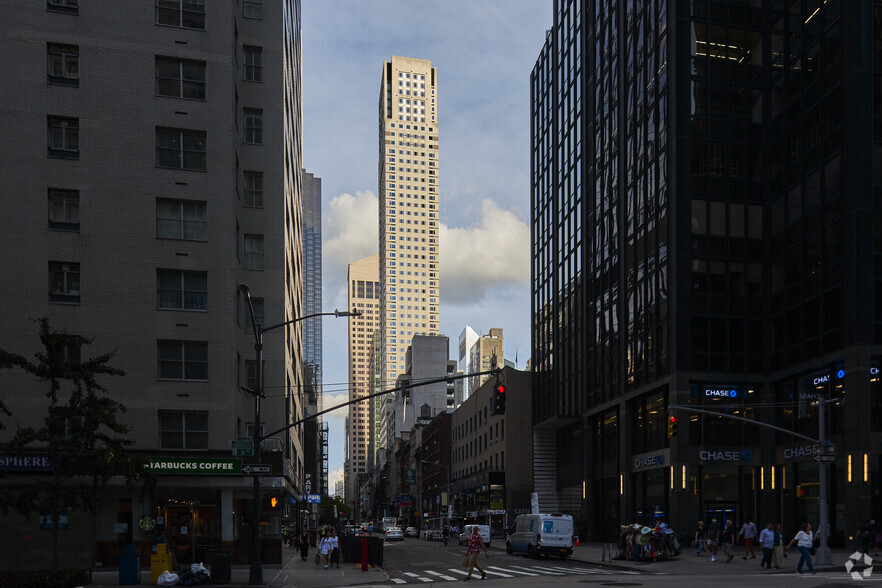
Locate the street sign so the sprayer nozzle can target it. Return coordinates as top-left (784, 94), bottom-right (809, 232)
top-left (813, 444), bottom-right (836, 455)
top-left (307, 494), bottom-right (321, 504)
top-left (231, 440), bottom-right (254, 456)
top-left (814, 454), bottom-right (835, 463)
top-left (242, 464), bottom-right (271, 474)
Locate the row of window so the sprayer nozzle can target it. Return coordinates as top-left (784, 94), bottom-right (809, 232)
top-left (48, 45), bottom-right (263, 90)
top-left (49, 119), bottom-right (265, 165)
top-left (49, 0), bottom-right (266, 28)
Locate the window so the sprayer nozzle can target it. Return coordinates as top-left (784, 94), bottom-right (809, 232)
top-left (48, 43), bottom-right (78, 85)
top-left (243, 46), bottom-right (262, 82)
top-left (157, 340), bottom-right (208, 380)
top-left (244, 360), bottom-right (259, 391)
top-left (47, 0), bottom-right (78, 14)
top-left (156, 198), bottom-right (207, 240)
top-left (243, 171), bottom-right (263, 207)
top-left (157, 269), bottom-right (207, 310)
top-left (159, 410), bottom-right (208, 449)
top-left (49, 261), bottom-right (80, 303)
top-left (243, 0), bottom-right (263, 19)
top-left (244, 298), bottom-right (264, 333)
top-left (243, 108), bottom-right (262, 144)
top-left (48, 188), bottom-right (79, 230)
top-left (156, 0), bottom-right (205, 30)
top-left (48, 116), bottom-right (79, 158)
top-left (156, 127), bottom-right (206, 170)
top-left (155, 56), bottom-right (205, 99)
top-left (244, 234), bottom-right (264, 269)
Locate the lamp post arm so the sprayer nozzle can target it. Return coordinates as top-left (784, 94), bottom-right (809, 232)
top-left (260, 309), bottom-right (361, 335)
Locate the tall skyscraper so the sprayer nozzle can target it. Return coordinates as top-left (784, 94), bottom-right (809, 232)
top-left (0, 0), bottom-right (303, 566)
top-left (468, 328), bottom-right (504, 394)
top-left (458, 326), bottom-right (480, 399)
top-left (532, 0), bottom-right (882, 541)
top-left (301, 170), bottom-right (324, 495)
top-left (346, 255), bottom-right (380, 501)
top-left (378, 55), bottom-right (441, 404)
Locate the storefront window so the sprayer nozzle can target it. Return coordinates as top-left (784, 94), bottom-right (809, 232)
top-left (155, 490), bottom-right (221, 565)
top-left (631, 388), bottom-right (667, 454)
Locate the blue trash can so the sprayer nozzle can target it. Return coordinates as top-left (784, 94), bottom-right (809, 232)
top-left (118, 543), bottom-right (141, 585)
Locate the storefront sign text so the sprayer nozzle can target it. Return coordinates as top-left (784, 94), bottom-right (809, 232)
top-left (699, 450), bottom-right (752, 462)
top-left (634, 454), bottom-right (664, 469)
top-left (705, 388), bottom-right (738, 398)
top-left (0, 454), bottom-right (52, 471)
top-left (147, 457), bottom-right (242, 474)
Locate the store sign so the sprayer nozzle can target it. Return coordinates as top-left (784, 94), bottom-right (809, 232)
top-left (146, 457), bottom-right (242, 474)
top-left (0, 454), bottom-right (52, 471)
top-left (632, 449), bottom-right (670, 471)
top-left (705, 388), bottom-right (738, 398)
top-left (699, 449), bottom-right (753, 463)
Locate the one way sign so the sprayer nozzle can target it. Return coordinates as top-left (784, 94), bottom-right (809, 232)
top-left (242, 464), bottom-right (271, 474)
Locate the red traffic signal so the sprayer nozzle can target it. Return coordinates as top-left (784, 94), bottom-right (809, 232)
top-left (496, 384), bottom-right (506, 394)
top-left (667, 415), bottom-right (679, 438)
top-left (491, 383), bottom-right (507, 416)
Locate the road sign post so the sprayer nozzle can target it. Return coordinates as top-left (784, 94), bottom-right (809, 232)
top-left (231, 440), bottom-right (254, 457)
top-left (242, 464), bottom-right (271, 474)
top-left (813, 454), bottom-right (835, 463)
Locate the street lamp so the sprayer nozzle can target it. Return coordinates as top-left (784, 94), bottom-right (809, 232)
top-left (421, 460), bottom-right (450, 524)
top-left (238, 283), bottom-right (360, 584)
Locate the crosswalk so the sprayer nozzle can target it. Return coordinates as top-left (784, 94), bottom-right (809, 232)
top-left (388, 563), bottom-right (641, 583)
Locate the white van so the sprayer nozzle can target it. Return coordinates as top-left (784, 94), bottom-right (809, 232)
top-left (506, 513), bottom-right (573, 559)
top-left (458, 524), bottom-right (491, 547)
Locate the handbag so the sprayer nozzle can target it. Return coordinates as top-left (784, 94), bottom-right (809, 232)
top-left (315, 553), bottom-right (321, 566)
top-left (810, 545), bottom-right (816, 555)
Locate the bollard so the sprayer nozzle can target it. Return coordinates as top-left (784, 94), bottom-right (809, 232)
top-left (361, 536), bottom-right (368, 571)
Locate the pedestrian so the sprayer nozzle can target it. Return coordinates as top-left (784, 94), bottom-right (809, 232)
top-left (694, 521), bottom-right (707, 557)
top-left (319, 527), bottom-right (332, 569)
top-left (771, 524), bottom-right (786, 569)
top-left (738, 518), bottom-right (758, 559)
top-left (786, 522), bottom-right (817, 574)
top-left (758, 523), bottom-right (775, 569)
top-left (463, 525), bottom-right (489, 580)
top-left (706, 518), bottom-right (720, 562)
top-left (720, 520), bottom-right (736, 562)
top-left (298, 527), bottom-right (310, 561)
top-left (874, 521), bottom-right (882, 557)
top-left (328, 528), bottom-right (342, 568)
top-left (857, 519), bottom-right (874, 554)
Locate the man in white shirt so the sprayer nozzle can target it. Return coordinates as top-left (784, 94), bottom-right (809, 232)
top-left (738, 518), bottom-right (758, 559)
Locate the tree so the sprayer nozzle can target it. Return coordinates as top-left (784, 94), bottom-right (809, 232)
top-left (0, 317), bottom-right (144, 570)
top-left (317, 495), bottom-right (352, 525)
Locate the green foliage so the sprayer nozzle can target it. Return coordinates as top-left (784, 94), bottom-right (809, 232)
top-left (317, 494), bottom-right (352, 524)
top-left (0, 569), bottom-right (89, 588)
top-left (0, 318), bottom-right (145, 569)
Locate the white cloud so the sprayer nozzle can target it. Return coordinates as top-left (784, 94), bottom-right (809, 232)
top-left (440, 199), bottom-right (531, 304)
top-left (328, 467), bottom-right (344, 496)
top-left (323, 190), bottom-right (379, 310)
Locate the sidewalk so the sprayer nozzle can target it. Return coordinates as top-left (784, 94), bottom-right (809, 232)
top-left (84, 546), bottom-right (388, 587)
top-left (562, 541), bottom-right (857, 575)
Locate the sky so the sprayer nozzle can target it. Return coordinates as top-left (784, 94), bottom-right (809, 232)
top-left (301, 0), bottom-right (552, 496)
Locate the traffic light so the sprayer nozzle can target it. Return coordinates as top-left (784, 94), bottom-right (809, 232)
top-left (667, 416), bottom-right (679, 438)
top-left (263, 494), bottom-right (282, 510)
top-left (491, 383), bottom-right (507, 416)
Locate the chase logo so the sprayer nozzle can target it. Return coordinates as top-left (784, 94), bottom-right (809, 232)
top-left (741, 451), bottom-right (752, 462)
top-left (704, 388), bottom-right (738, 398)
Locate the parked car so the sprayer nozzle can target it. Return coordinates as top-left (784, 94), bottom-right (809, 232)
top-left (385, 526), bottom-right (405, 541)
top-left (405, 526), bottom-right (420, 538)
top-left (458, 524), bottom-right (491, 548)
top-left (506, 513), bottom-right (573, 559)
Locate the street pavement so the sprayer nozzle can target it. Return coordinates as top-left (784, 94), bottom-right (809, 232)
top-left (81, 539), bottom-right (869, 586)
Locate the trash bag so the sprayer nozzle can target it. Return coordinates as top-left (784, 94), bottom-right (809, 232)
top-left (157, 570), bottom-right (180, 586)
top-left (176, 563), bottom-right (212, 586)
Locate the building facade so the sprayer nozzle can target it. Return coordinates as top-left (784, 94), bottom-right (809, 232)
top-left (302, 170), bottom-right (324, 498)
top-left (0, 0), bottom-right (304, 568)
top-left (458, 326), bottom-right (480, 400)
top-left (468, 328), bottom-right (505, 394)
top-left (346, 255), bottom-right (380, 501)
top-left (378, 55), bottom-right (441, 406)
top-left (532, 0), bottom-right (882, 542)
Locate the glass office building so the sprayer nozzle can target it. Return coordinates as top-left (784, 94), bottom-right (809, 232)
top-left (532, 0), bottom-right (882, 541)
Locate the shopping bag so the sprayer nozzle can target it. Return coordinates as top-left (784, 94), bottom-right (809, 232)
top-left (315, 553), bottom-right (322, 566)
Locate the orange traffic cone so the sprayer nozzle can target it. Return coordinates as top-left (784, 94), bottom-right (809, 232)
top-left (574, 535), bottom-right (580, 546)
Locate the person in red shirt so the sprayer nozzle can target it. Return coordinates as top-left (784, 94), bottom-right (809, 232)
top-left (464, 526), bottom-right (489, 580)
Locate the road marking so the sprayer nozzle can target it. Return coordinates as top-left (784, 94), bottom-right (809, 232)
top-left (446, 568), bottom-right (469, 576)
top-left (425, 570), bottom-right (459, 581)
top-left (402, 571), bottom-right (433, 582)
top-left (509, 564), bottom-right (564, 575)
top-left (483, 568), bottom-right (515, 578)
top-left (536, 565), bottom-right (592, 574)
top-left (391, 579), bottom-right (407, 584)
top-left (487, 565), bottom-right (539, 576)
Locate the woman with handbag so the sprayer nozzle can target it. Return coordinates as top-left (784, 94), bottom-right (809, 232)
top-left (785, 522), bottom-right (817, 574)
top-left (319, 528), bottom-right (332, 569)
top-left (329, 527), bottom-right (342, 568)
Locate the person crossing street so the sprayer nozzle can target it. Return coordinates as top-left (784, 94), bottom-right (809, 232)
top-left (463, 525), bottom-right (489, 580)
